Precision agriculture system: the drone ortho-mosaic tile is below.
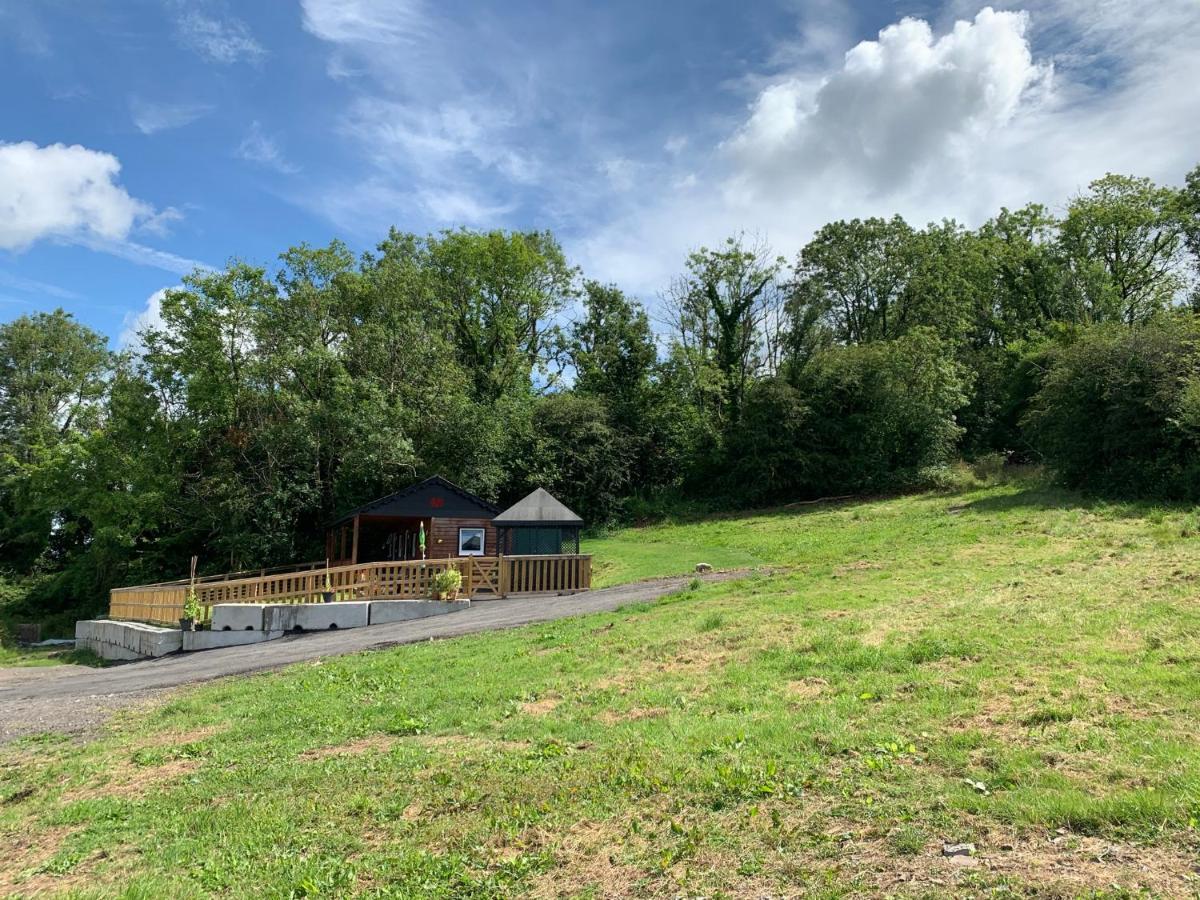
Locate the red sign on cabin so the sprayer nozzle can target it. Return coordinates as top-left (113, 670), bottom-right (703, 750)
top-left (429, 496), bottom-right (445, 508)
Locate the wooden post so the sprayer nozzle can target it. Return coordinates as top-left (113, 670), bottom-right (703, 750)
top-left (351, 514), bottom-right (360, 566)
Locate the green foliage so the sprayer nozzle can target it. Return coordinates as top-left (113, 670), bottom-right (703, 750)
top-left (5, 161), bottom-right (1200, 625)
top-left (1025, 317), bottom-right (1200, 498)
top-left (430, 567), bottom-right (462, 595)
top-left (722, 329), bottom-right (969, 503)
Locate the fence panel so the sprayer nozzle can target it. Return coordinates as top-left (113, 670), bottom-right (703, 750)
top-left (109, 554), bottom-right (593, 624)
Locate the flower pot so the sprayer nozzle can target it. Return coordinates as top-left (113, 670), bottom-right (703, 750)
top-left (322, 591), bottom-right (335, 604)
top-left (179, 617), bottom-right (195, 632)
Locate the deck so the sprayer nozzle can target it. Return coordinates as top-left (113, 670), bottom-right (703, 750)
top-left (108, 555), bottom-right (592, 626)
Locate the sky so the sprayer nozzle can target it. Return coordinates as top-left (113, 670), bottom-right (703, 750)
top-left (2, 0), bottom-right (1199, 347)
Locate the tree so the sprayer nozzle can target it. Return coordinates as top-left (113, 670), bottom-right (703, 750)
top-left (666, 235), bottom-right (785, 424)
top-left (425, 230), bottom-right (577, 403)
top-left (0, 310), bottom-right (113, 569)
top-left (792, 216), bottom-right (915, 345)
top-left (1180, 163), bottom-right (1200, 308)
top-left (1060, 174), bottom-right (1187, 324)
top-left (976, 204), bottom-right (1072, 342)
top-left (568, 281), bottom-right (657, 430)
top-left (520, 393), bottom-right (633, 524)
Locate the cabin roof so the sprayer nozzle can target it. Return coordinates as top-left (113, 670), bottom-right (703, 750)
top-left (332, 475), bottom-right (499, 525)
top-left (493, 488), bottom-right (583, 526)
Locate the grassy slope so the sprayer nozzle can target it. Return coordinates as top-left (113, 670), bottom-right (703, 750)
top-left (3, 476), bottom-right (1200, 897)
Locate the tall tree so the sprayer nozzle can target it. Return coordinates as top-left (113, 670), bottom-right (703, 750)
top-left (1060, 174), bottom-right (1187, 324)
top-left (1180, 162), bottom-right (1200, 309)
top-left (568, 281), bottom-right (657, 430)
top-left (792, 216), bottom-right (915, 345)
top-left (666, 235), bottom-right (785, 423)
top-left (0, 310), bottom-right (113, 569)
top-left (426, 230), bottom-right (577, 403)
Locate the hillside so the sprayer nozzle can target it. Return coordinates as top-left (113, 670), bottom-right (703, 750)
top-left (3, 474), bottom-right (1200, 897)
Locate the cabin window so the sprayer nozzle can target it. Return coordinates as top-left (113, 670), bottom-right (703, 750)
top-left (458, 527), bottom-right (485, 556)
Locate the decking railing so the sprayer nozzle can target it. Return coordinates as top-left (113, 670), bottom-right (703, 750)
top-left (108, 555), bottom-right (592, 626)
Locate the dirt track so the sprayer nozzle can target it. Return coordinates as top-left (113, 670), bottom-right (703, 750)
top-left (0, 573), bottom-right (746, 742)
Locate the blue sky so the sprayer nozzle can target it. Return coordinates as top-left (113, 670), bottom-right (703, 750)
top-left (2, 0), bottom-right (1199, 346)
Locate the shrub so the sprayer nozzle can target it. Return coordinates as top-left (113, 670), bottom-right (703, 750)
top-left (721, 329), bottom-right (969, 502)
top-left (431, 567), bottom-right (462, 596)
top-left (970, 451), bottom-right (1008, 482)
top-left (1024, 317), bottom-right (1200, 499)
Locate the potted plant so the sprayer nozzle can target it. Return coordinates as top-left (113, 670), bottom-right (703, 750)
top-left (180, 590), bottom-right (201, 632)
top-left (430, 567), bottom-right (462, 602)
top-left (322, 568), bottom-right (335, 603)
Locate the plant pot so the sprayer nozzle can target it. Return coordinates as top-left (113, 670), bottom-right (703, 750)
top-left (179, 617), bottom-right (195, 632)
top-left (322, 591), bottom-right (335, 604)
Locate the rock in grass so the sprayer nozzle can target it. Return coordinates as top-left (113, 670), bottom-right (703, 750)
top-left (942, 842), bottom-right (976, 857)
top-left (695, 563), bottom-right (713, 573)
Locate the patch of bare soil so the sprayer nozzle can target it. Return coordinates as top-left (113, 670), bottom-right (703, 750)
top-left (60, 757), bottom-right (202, 803)
top-left (130, 723), bottom-right (226, 750)
top-left (1, 825), bottom-right (75, 888)
top-left (597, 707), bottom-right (668, 725)
top-left (832, 560), bottom-right (883, 578)
top-left (852, 831), bottom-right (1200, 897)
top-left (299, 734), bottom-right (398, 760)
top-left (785, 678), bottom-right (828, 701)
top-left (520, 697), bottom-right (560, 716)
top-left (525, 818), bottom-right (648, 899)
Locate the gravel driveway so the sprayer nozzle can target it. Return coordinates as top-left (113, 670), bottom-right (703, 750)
top-left (0, 573), bottom-right (746, 743)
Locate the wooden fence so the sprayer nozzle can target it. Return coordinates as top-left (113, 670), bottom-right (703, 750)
top-left (108, 555), bottom-right (592, 626)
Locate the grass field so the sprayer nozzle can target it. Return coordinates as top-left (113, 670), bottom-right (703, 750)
top-left (3, 474), bottom-right (1200, 897)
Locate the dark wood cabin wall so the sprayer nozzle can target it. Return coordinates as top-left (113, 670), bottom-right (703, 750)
top-left (428, 517), bottom-right (496, 558)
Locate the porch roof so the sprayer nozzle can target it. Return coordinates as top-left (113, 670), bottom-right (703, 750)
top-left (493, 488), bottom-right (583, 527)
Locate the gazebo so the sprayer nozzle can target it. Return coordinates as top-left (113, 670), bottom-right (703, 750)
top-left (493, 488), bottom-right (584, 555)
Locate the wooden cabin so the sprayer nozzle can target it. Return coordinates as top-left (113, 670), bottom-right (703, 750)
top-left (327, 475), bottom-right (501, 566)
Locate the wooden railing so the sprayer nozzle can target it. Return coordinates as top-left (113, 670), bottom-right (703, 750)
top-left (108, 555), bottom-right (592, 625)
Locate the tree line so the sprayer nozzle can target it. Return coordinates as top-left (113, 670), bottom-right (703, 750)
top-left (3, 165), bottom-right (1200, 622)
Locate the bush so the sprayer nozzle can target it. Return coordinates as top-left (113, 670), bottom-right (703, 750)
top-left (970, 451), bottom-right (1008, 482)
top-left (431, 567), bottom-right (462, 596)
top-left (1024, 317), bottom-right (1200, 499)
top-left (721, 329), bottom-right (969, 503)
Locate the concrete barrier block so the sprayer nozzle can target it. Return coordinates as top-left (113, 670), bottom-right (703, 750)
top-left (294, 602), bottom-right (369, 631)
top-left (369, 599), bottom-right (469, 625)
top-left (211, 604), bottom-right (266, 632)
top-left (183, 629), bottom-right (285, 651)
top-left (262, 604), bottom-right (302, 633)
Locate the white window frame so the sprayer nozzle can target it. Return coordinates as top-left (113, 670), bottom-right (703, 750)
top-left (458, 527), bottom-right (486, 556)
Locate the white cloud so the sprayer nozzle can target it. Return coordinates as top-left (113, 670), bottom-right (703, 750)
top-left (82, 239), bottom-right (206, 276)
top-left (300, 0), bottom-right (425, 45)
top-left (0, 141), bottom-right (204, 275)
top-left (575, 2), bottom-right (1200, 296)
top-left (173, 6), bottom-right (265, 64)
top-left (130, 97), bottom-right (213, 134)
top-left (725, 8), bottom-right (1048, 199)
top-left (119, 287), bottom-right (173, 351)
top-left (236, 122), bottom-right (300, 174)
top-left (0, 269), bottom-right (82, 301)
top-left (0, 141), bottom-right (152, 251)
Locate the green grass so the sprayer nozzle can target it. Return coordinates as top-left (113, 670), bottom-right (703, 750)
top-left (3, 474), bottom-right (1200, 896)
top-left (0, 645), bottom-right (104, 668)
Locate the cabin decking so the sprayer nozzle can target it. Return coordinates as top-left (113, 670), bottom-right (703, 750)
top-left (108, 554), bottom-right (593, 626)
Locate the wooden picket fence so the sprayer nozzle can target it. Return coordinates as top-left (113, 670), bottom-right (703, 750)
top-left (108, 555), bottom-right (592, 626)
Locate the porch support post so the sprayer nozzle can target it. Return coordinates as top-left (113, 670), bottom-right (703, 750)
top-left (351, 514), bottom-right (360, 565)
